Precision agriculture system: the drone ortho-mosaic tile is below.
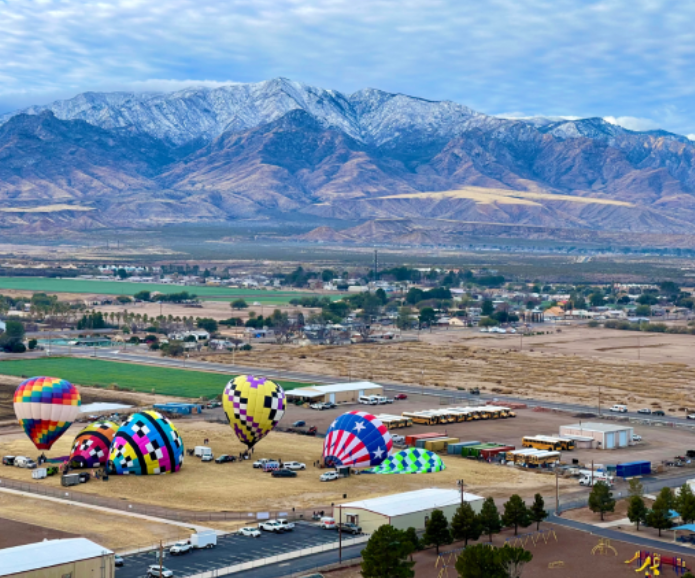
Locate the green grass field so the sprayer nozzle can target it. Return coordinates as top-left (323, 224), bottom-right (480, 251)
top-left (0, 358), bottom-right (310, 399)
top-left (0, 277), bottom-right (343, 305)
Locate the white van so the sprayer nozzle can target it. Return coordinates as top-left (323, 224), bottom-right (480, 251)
top-left (194, 446), bottom-right (213, 459)
top-left (14, 456), bottom-right (36, 469)
top-left (359, 396), bottom-right (378, 405)
top-left (579, 473), bottom-right (614, 486)
top-left (376, 396), bottom-right (389, 405)
top-left (610, 405), bottom-right (628, 413)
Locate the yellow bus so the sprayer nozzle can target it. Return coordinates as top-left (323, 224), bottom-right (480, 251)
top-left (522, 436), bottom-right (575, 451)
top-left (402, 412), bottom-right (440, 426)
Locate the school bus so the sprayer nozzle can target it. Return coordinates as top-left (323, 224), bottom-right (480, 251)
top-left (375, 415), bottom-right (412, 429)
top-left (522, 435), bottom-right (575, 451)
top-left (402, 412), bottom-right (440, 426)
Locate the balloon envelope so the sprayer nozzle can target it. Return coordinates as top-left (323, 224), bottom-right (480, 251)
top-left (364, 448), bottom-right (445, 474)
top-left (70, 421), bottom-right (119, 468)
top-left (223, 375), bottom-right (286, 448)
top-left (109, 411), bottom-right (184, 475)
top-left (323, 411), bottom-right (392, 468)
top-left (14, 376), bottom-right (81, 450)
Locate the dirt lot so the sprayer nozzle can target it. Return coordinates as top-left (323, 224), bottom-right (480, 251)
top-left (278, 398), bottom-right (695, 471)
top-left (0, 420), bottom-right (563, 513)
top-left (0, 491), bottom-right (191, 551)
top-left (209, 325), bottom-right (695, 411)
top-left (0, 517), bottom-right (78, 549)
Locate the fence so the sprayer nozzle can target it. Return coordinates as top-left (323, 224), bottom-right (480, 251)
top-left (184, 536), bottom-right (369, 578)
top-left (0, 476), bottom-right (331, 524)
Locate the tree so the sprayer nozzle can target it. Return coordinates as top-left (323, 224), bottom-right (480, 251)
top-left (361, 525), bottom-right (415, 578)
top-left (397, 306), bottom-right (414, 330)
top-left (405, 287), bottom-right (424, 305)
top-left (529, 494), bottom-right (547, 531)
top-left (479, 497), bottom-right (502, 542)
top-left (635, 304), bottom-right (651, 316)
top-left (628, 478), bottom-right (644, 498)
top-left (422, 509), bottom-right (451, 554)
top-left (627, 495), bottom-right (647, 531)
top-left (498, 545), bottom-right (534, 578)
top-left (0, 320), bottom-right (25, 352)
top-left (589, 292), bottom-right (605, 307)
top-left (455, 543), bottom-right (502, 578)
top-left (196, 318), bottom-right (218, 333)
top-left (231, 299), bottom-right (248, 310)
top-left (677, 483), bottom-right (695, 524)
top-left (402, 527), bottom-right (421, 561)
top-left (647, 487), bottom-right (675, 536)
top-left (134, 290), bottom-right (151, 301)
top-left (478, 316), bottom-right (499, 328)
top-left (588, 481), bottom-right (616, 521)
top-left (637, 293), bottom-right (658, 305)
top-left (116, 295), bottom-right (132, 304)
top-left (502, 495), bottom-right (531, 535)
top-left (419, 307), bottom-right (437, 327)
top-left (450, 502), bottom-right (481, 546)
top-left (116, 268), bottom-right (129, 279)
top-left (481, 299), bottom-right (494, 316)
top-left (27, 338), bottom-right (37, 350)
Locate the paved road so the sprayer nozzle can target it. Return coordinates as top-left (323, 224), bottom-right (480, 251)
top-left (55, 346), bottom-right (695, 427)
top-left (117, 524), bottom-right (349, 578)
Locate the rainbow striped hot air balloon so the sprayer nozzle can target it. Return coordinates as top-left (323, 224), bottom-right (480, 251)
top-left (223, 375), bottom-right (286, 448)
top-left (14, 377), bottom-right (81, 450)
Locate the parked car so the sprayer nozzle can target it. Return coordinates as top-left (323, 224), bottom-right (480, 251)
top-left (215, 454), bottom-right (236, 464)
top-left (201, 453), bottom-right (214, 462)
top-left (253, 458), bottom-right (273, 468)
top-left (637, 408), bottom-right (652, 414)
top-left (259, 520), bottom-right (286, 533)
top-left (77, 472), bottom-right (91, 483)
top-left (391, 435), bottom-right (405, 444)
top-left (320, 471), bottom-right (340, 482)
top-left (469, 387), bottom-right (480, 395)
top-left (632, 434), bottom-right (642, 442)
top-left (147, 566), bottom-right (173, 577)
top-left (114, 555), bottom-right (124, 567)
top-left (687, 414), bottom-right (695, 420)
top-left (609, 405), bottom-right (628, 413)
top-left (277, 519), bottom-right (295, 531)
top-left (169, 541), bottom-right (191, 555)
top-left (292, 420), bottom-right (306, 427)
top-left (272, 469), bottom-right (297, 478)
top-left (322, 402), bottom-right (337, 409)
top-left (338, 522), bottom-right (362, 535)
top-left (310, 403), bottom-right (325, 410)
top-left (238, 527), bottom-right (261, 538)
top-left (283, 461), bottom-right (306, 471)
top-left (394, 394), bottom-right (408, 400)
top-left (2, 456), bottom-right (15, 466)
top-left (652, 410), bottom-right (665, 416)
top-left (319, 517), bottom-right (336, 530)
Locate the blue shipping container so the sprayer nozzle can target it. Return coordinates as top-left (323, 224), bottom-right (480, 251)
top-left (447, 441), bottom-right (481, 454)
top-left (616, 461), bottom-right (651, 477)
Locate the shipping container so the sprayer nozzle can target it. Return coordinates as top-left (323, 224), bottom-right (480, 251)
top-left (479, 445), bottom-right (516, 460)
top-left (461, 443), bottom-right (505, 458)
top-left (405, 432), bottom-right (447, 446)
top-left (446, 441), bottom-right (481, 454)
top-left (415, 437), bottom-right (450, 448)
top-left (616, 461), bottom-right (651, 478)
top-left (423, 437), bottom-right (460, 452)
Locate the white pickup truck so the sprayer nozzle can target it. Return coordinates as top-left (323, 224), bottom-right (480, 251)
top-left (258, 520), bottom-right (287, 533)
top-left (276, 519), bottom-right (295, 531)
top-left (169, 540), bottom-right (192, 555)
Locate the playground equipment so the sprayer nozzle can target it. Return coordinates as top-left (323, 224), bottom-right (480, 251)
top-left (435, 547), bottom-right (466, 578)
top-left (592, 538), bottom-right (618, 556)
top-left (505, 528), bottom-right (558, 548)
top-left (625, 551), bottom-right (690, 576)
top-left (548, 561), bottom-right (565, 568)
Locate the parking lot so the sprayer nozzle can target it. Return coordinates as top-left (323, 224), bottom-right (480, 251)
top-left (116, 523), bottom-right (345, 578)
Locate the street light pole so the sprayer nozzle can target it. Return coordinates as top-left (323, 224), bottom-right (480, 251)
top-left (339, 504), bottom-right (343, 563)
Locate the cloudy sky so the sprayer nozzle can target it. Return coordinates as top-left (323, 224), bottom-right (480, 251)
top-left (2, 0), bottom-right (694, 135)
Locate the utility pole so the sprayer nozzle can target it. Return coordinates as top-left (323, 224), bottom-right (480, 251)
top-left (159, 540), bottom-right (163, 576)
top-left (373, 249), bottom-right (378, 282)
top-left (338, 504), bottom-right (343, 563)
top-left (598, 384), bottom-right (601, 416)
top-left (458, 479), bottom-right (465, 504)
top-left (555, 467), bottom-right (560, 514)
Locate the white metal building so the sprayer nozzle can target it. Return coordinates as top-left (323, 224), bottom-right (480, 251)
top-left (560, 422), bottom-right (634, 450)
top-left (0, 538), bottom-right (114, 578)
top-left (285, 381), bottom-right (383, 404)
top-left (335, 488), bottom-right (484, 534)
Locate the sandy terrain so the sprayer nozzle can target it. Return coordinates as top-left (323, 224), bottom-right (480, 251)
top-left (0, 421), bottom-right (563, 513)
top-left (211, 328), bottom-right (695, 411)
top-left (0, 517), bottom-right (78, 549)
top-left (0, 492), bottom-right (190, 552)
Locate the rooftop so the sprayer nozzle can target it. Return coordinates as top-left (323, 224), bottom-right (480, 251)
top-left (0, 538), bottom-right (113, 576)
top-left (285, 381), bottom-right (383, 397)
top-left (563, 422), bottom-right (633, 433)
top-left (341, 488), bottom-right (483, 517)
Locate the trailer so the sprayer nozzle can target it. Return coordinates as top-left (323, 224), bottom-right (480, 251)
top-left (191, 530), bottom-right (217, 549)
top-left (616, 460), bottom-right (651, 478)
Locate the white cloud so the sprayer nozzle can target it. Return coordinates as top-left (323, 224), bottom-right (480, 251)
top-left (603, 116), bottom-right (660, 132)
top-left (688, 134), bottom-right (695, 141)
top-left (1, 0), bottom-right (695, 134)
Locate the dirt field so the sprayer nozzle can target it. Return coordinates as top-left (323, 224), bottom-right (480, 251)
top-left (209, 326), bottom-right (695, 411)
top-left (279, 399), bottom-right (695, 471)
top-left (0, 517), bottom-right (78, 549)
top-left (0, 492), bottom-right (191, 551)
top-left (0, 421), bottom-right (564, 513)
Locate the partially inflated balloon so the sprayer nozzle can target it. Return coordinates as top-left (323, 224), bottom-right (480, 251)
top-left (70, 421), bottom-right (119, 468)
top-left (14, 377), bottom-right (81, 450)
top-left (323, 411), bottom-right (392, 468)
top-left (223, 375), bottom-right (286, 448)
top-left (364, 448), bottom-right (445, 474)
top-left (109, 411), bottom-right (184, 475)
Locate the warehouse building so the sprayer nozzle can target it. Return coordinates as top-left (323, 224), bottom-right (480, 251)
top-left (0, 538), bottom-right (114, 578)
top-left (560, 422), bottom-right (634, 449)
top-left (285, 381), bottom-right (383, 404)
top-left (335, 488), bottom-right (484, 534)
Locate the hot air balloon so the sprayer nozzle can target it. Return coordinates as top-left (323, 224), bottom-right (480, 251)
top-left (322, 411), bottom-right (392, 468)
top-left (222, 375), bottom-right (286, 448)
top-left (109, 411), bottom-right (184, 475)
top-left (364, 448), bottom-right (445, 474)
top-left (13, 377), bottom-right (81, 450)
top-left (69, 420), bottom-right (119, 468)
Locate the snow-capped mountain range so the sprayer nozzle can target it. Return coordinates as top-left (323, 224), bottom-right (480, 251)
top-left (2, 78), bottom-right (695, 244)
